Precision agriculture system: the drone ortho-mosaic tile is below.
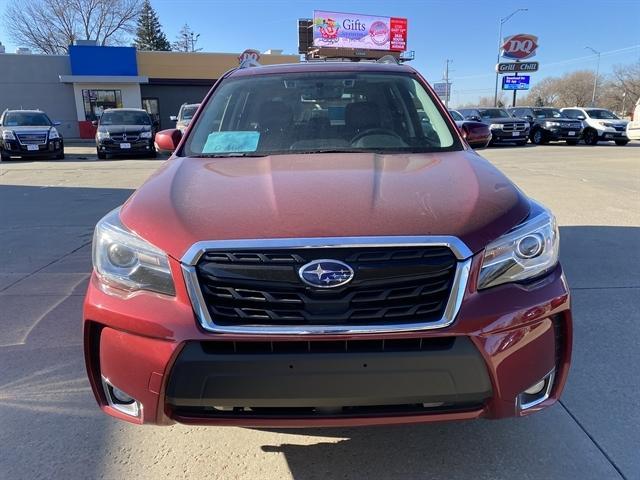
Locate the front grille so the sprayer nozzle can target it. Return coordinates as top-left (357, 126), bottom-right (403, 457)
top-left (16, 133), bottom-right (47, 144)
top-left (110, 134), bottom-right (140, 142)
top-left (195, 246), bottom-right (457, 327)
top-left (502, 122), bottom-right (528, 132)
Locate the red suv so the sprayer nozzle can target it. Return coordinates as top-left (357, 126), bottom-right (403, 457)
top-left (83, 61), bottom-right (572, 426)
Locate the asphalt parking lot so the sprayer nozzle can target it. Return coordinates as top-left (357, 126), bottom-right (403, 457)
top-left (1, 142), bottom-right (638, 480)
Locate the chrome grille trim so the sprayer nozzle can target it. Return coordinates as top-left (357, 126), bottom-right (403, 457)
top-left (180, 236), bottom-right (473, 335)
top-left (16, 132), bottom-right (48, 145)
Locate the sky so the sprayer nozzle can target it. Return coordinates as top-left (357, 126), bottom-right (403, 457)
top-left (1, 0), bottom-right (639, 106)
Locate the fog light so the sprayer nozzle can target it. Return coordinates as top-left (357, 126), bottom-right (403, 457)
top-left (524, 380), bottom-right (546, 395)
top-left (102, 376), bottom-right (142, 417)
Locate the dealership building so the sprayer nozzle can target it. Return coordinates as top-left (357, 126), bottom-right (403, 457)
top-left (0, 45), bottom-right (298, 138)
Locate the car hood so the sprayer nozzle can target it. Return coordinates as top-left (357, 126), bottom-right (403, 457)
top-left (99, 125), bottom-right (151, 134)
top-left (120, 151), bottom-right (530, 260)
top-left (483, 117), bottom-right (523, 124)
top-left (2, 125), bottom-right (52, 132)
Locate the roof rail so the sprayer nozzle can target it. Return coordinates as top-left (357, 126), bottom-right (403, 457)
top-left (376, 55), bottom-right (399, 65)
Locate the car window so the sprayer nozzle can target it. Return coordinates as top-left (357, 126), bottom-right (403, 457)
top-left (449, 110), bottom-right (464, 121)
top-left (181, 106), bottom-right (199, 120)
top-left (562, 109), bottom-right (580, 119)
top-left (585, 109), bottom-right (619, 120)
top-left (185, 72), bottom-right (460, 156)
top-left (100, 111), bottom-right (151, 125)
top-left (533, 108), bottom-right (563, 118)
top-left (477, 108), bottom-right (509, 119)
top-left (3, 112), bottom-right (52, 127)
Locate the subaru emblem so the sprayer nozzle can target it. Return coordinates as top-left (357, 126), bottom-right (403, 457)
top-left (298, 259), bottom-right (354, 289)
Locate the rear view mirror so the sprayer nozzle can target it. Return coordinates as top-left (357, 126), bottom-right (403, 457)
top-left (154, 129), bottom-right (182, 153)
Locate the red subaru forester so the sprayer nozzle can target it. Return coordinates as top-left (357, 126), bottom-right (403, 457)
top-left (83, 60), bottom-right (572, 426)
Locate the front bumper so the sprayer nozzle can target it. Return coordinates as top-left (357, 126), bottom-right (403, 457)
top-left (84, 255), bottom-right (572, 427)
top-left (544, 127), bottom-right (583, 141)
top-left (2, 138), bottom-right (63, 157)
top-left (490, 129), bottom-right (530, 142)
top-left (597, 130), bottom-right (628, 141)
top-left (97, 139), bottom-right (154, 154)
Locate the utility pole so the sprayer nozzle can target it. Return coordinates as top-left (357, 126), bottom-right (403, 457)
top-left (585, 46), bottom-right (601, 106)
top-left (444, 59), bottom-right (452, 108)
top-left (493, 8), bottom-right (527, 107)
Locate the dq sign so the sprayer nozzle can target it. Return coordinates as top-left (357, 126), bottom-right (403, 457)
top-left (501, 34), bottom-right (538, 60)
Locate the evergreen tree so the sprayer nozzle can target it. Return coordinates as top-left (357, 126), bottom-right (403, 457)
top-left (133, 0), bottom-right (171, 51)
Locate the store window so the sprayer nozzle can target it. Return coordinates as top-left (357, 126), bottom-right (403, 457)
top-left (142, 98), bottom-right (160, 126)
top-left (82, 89), bottom-right (123, 121)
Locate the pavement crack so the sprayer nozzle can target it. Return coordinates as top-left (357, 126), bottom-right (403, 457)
top-left (0, 240), bottom-right (92, 293)
top-left (559, 400), bottom-right (627, 479)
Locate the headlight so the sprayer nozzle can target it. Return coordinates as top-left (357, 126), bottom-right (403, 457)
top-left (489, 123), bottom-right (504, 130)
top-left (598, 121), bottom-right (613, 127)
top-left (48, 127), bottom-right (60, 139)
top-left (92, 208), bottom-right (175, 296)
top-left (523, 122), bottom-right (530, 129)
top-left (140, 131), bottom-right (153, 139)
top-left (478, 204), bottom-right (559, 289)
top-left (545, 121), bottom-right (561, 127)
top-left (2, 130), bottom-right (16, 140)
top-left (96, 130), bottom-right (110, 140)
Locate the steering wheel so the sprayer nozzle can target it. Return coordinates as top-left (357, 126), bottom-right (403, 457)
top-left (350, 128), bottom-right (404, 145)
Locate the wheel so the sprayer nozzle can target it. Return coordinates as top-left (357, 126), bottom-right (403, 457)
top-left (97, 149), bottom-right (107, 160)
top-left (615, 140), bottom-right (629, 146)
top-left (531, 129), bottom-right (548, 145)
top-left (566, 140), bottom-right (579, 146)
top-left (53, 152), bottom-right (65, 160)
top-left (583, 128), bottom-right (599, 145)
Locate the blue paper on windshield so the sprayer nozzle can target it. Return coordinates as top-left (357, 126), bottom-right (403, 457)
top-left (202, 131), bottom-right (260, 154)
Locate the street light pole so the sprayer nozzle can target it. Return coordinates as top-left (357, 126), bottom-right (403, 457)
top-left (493, 8), bottom-right (527, 107)
top-left (585, 46), bottom-right (601, 106)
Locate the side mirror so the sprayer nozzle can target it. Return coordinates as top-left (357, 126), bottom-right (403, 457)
top-left (524, 115), bottom-right (534, 122)
top-left (154, 128), bottom-right (182, 153)
top-left (91, 120), bottom-right (98, 127)
top-left (169, 115), bottom-right (178, 122)
top-left (53, 121), bottom-right (62, 126)
top-left (468, 115), bottom-right (481, 122)
top-left (577, 115), bottom-right (585, 120)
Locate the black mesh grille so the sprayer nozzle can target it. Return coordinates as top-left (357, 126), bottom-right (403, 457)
top-left (195, 246), bottom-right (457, 326)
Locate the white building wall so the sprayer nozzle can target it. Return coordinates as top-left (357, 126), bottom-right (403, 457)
top-left (71, 83), bottom-right (142, 121)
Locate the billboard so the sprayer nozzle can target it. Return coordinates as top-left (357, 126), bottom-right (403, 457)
top-left (501, 34), bottom-right (538, 60)
top-left (433, 82), bottom-right (451, 101)
top-left (502, 75), bottom-right (530, 90)
top-left (313, 11), bottom-right (408, 51)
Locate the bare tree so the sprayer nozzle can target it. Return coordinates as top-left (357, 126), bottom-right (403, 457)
top-left (172, 23), bottom-right (201, 52)
top-left (3, 0), bottom-right (142, 54)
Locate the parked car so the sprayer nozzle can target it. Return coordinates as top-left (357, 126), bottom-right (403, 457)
top-left (457, 107), bottom-right (529, 146)
top-left (625, 98), bottom-right (640, 141)
top-left (508, 107), bottom-right (583, 145)
top-left (95, 108), bottom-right (157, 159)
top-left (560, 107), bottom-right (629, 145)
top-left (449, 109), bottom-right (492, 148)
top-left (84, 60), bottom-right (572, 427)
top-left (170, 103), bottom-right (200, 132)
top-left (0, 109), bottom-right (64, 161)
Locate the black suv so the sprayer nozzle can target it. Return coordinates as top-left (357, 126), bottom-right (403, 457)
top-left (457, 107), bottom-right (529, 146)
top-left (509, 107), bottom-right (583, 145)
top-left (95, 108), bottom-right (157, 159)
top-left (0, 109), bottom-right (64, 161)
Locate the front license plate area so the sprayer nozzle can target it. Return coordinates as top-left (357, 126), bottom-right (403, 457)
top-left (26, 144), bottom-right (39, 151)
top-left (120, 143), bottom-right (131, 149)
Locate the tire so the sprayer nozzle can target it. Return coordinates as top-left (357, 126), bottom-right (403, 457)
top-left (53, 152), bottom-right (65, 160)
top-left (615, 140), bottom-right (629, 146)
top-left (97, 149), bottom-right (107, 160)
top-left (583, 128), bottom-right (599, 145)
top-left (566, 140), bottom-right (579, 146)
top-left (0, 153), bottom-right (9, 162)
top-left (531, 129), bottom-right (548, 145)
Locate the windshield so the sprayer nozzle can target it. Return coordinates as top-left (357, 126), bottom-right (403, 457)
top-left (449, 110), bottom-right (464, 121)
top-left (184, 72), bottom-right (460, 157)
top-left (100, 111), bottom-right (151, 126)
top-left (586, 109), bottom-right (619, 120)
top-left (3, 112), bottom-right (52, 127)
top-left (181, 106), bottom-right (199, 120)
top-left (478, 109), bottom-right (510, 119)
top-left (533, 108), bottom-right (564, 118)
